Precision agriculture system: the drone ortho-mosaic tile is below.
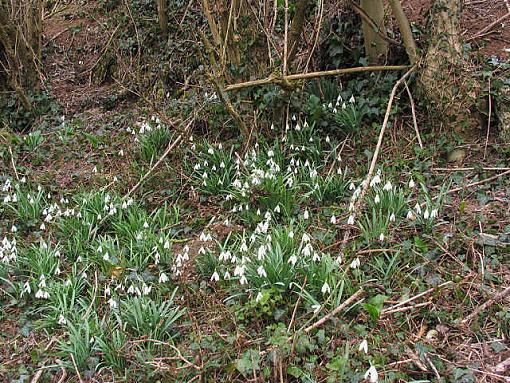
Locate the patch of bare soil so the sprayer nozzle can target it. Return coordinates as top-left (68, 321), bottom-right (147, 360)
top-left (43, 3), bottom-right (119, 115)
top-left (402, 0), bottom-right (510, 59)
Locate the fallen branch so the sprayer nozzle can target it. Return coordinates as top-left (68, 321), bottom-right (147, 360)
top-left (224, 65), bottom-right (409, 92)
top-left (467, 12), bottom-right (510, 41)
top-left (340, 66), bottom-right (415, 247)
top-left (302, 289), bottom-right (364, 334)
top-left (124, 117), bottom-right (195, 198)
top-left (461, 286), bottom-right (510, 325)
top-left (382, 281), bottom-right (453, 314)
top-left (404, 80), bottom-right (423, 148)
top-left (444, 169), bottom-right (510, 196)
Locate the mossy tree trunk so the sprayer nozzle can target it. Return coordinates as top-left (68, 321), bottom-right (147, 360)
top-left (0, 0), bottom-right (43, 111)
top-left (360, 0), bottom-right (388, 64)
top-left (419, 0), bottom-right (480, 135)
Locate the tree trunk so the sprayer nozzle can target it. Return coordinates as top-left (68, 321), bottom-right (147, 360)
top-left (360, 0), bottom-right (388, 64)
top-left (388, 0), bottom-right (417, 64)
top-left (157, 0), bottom-right (168, 39)
top-left (419, 0), bottom-right (480, 135)
top-left (287, 0), bottom-right (312, 66)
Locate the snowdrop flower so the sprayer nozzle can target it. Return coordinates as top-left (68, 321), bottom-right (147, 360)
top-left (224, 271), bottom-right (231, 280)
top-left (408, 178), bottom-right (415, 188)
top-left (321, 282), bottom-right (331, 294)
top-left (35, 289), bottom-right (49, 299)
top-left (198, 247), bottom-right (206, 255)
top-left (350, 257), bottom-right (360, 269)
top-left (303, 210), bottom-right (309, 220)
top-left (326, 136), bottom-right (330, 144)
top-left (383, 181), bottom-right (392, 191)
top-left (431, 209), bottom-right (438, 218)
top-left (159, 273), bottom-right (169, 283)
top-left (347, 215), bottom-right (355, 225)
top-left (389, 213), bottom-right (396, 222)
top-left (239, 275), bottom-right (248, 285)
top-left (257, 265), bottom-right (267, 278)
top-left (406, 210), bottom-right (415, 220)
top-left (274, 205), bottom-right (280, 213)
top-left (256, 291), bottom-right (263, 303)
top-left (364, 365), bottom-right (378, 383)
top-left (11, 225), bottom-right (17, 233)
top-left (359, 339), bottom-right (368, 354)
top-left (349, 95), bottom-right (355, 103)
top-left (423, 209), bottom-right (430, 219)
top-left (370, 174), bottom-right (381, 187)
top-left (414, 203), bottom-right (422, 215)
top-left (207, 147), bottom-right (214, 154)
top-left (349, 182), bottom-right (356, 191)
top-left (374, 194), bottom-right (380, 204)
top-left (105, 286), bottom-right (111, 296)
top-left (210, 270), bottom-right (220, 282)
top-left (58, 314), bottom-right (67, 325)
top-left (379, 233), bottom-right (385, 242)
top-left (108, 298), bottom-right (118, 309)
top-left (142, 284), bottom-right (152, 295)
top-left (288, 254), bottom-right (297, 266)
top-left (288, 231), bottom-right (294, 239)
top-left (93, 166), bottom-right (98, 173)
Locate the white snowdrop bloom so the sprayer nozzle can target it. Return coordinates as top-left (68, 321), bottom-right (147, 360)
top-left (198, 247), bottom-right (206, 255)
top-left (11, 225), bottom-right (17, 233)
top-left (38, 275), bottom-right (46, 288)
top-left (302, 233), bottom-right (311, 242)
top-left (257, 265), bottom-right (267, 278)
top-left (77, 256), bottom-right (82, 262)
top-left (23, 281), bottom-right (31, 295)
top-left (143, 221), bottom-right (149, 229)
top-left (224, 271), bottom-right (231, 280)
top-left (379, 233), bottom-right (385, 242)
top-left (408, 178), bottom-right (415, 188)
top-left (3, 195), bottom-right (11, 203)
top-left (359, 339), bottom-right (368, 354)
top-left (159, 273), bottom-right (169, 283)
top-left (119, 149), bottom-right (124, 156)
top-left (337, 167), bottom-right (343, 175)
top-left (349, 95), bottom-right (355, 103)
top-left (292, 114), bottom-right (297, 121)
top-left (210, 270), bottom-right (220, 282)
top-left (239, 275), bottom-right (248, 285)
top-left (302, 243), bottom-right (312, 257)
top-left (212, 165), bottom-right (217, 171)
top-left (164, 240), bottom-right (170, 249)
top-left (370, 175), bottom-right (381, 187)
top-left (383, 181), bottom-right (392, 191)
top-left (423, 209), bottom-right (430, 219)
top-left (64, 279), bottom-right (72, 287)
top-left (127, 285), bottom-right (135, 295)
top-left (364, 366), bottom-right (378, 383)
top-left (108, 298), bottom-right (118, 309)
top-left (105, 286), bottom-right (111, 296)
top-left (414, 203), bottom-right (422, 215)
top-left (321, 282), bottom-right (331, 294)
top-left (326, 136), bottom-right (331, 144)
top-left (102, 252), bottom-right (110, 261)
top-left (303, 210), bottom-right (309, 220)
top-left (313, 252), bottom-right (321, 262)
top-left (342, 102), bottom-right (347, 109)
top-left (431, 209), bottom-right (438, 218)
top-left (207, 147), bottom-right (214, 155)
top-left (44, 213), bottom-right (53, 222)
top-left (406, 210), bottom-right (415, 220)
top-left (350, 257), bottom-right (361, 269)
top-left (256, 291), bottom-right (263, 303)
top-left (220, 161), bottom-right (225, 168)
top-left (234, 264), bottom-right (245, 277)
top-left (35, 289), bottom-right (49, 299)
top-left (257, 245), bottom-right (267, 260)
top-left (288, 231), bottom-right (294, 239)
top-left (142, 284), bottom-right (152, 295)
top-left (330, 215), bottom-right (337, 224)
top-left (219, 251), bottom-right (231, 262)
top-left (374, 194), bottom-right (380, 204)
top-left (288, 254), bottom-right (297, 266)
top-left (12, 194), bottom-right (17, 203)
top-left (58, 314), bottom-right (67, 325)
top-left (21, 177), bottom-right (26, 183)
top-left (240, 241), bottom-right (248, 252)
top-left (93, 166), bottom-right (98, 173)
top-left (389, 213), bottom-right (396, 222)
top-left (347, 215), bottom-right (355, 225)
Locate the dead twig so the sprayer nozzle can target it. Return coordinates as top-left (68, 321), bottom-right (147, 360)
top-left (224, 65), bottom-right (409, 92)
top-left (301, 289), bottom-right (364, 334)
top-left (382, 281), bottom-right (453, 314)
top-left (467, 12), bottom-right (510, 41)
top-left (404, 80), bottom-right (423, 148)
top-left (484, 77), bottom-right (492, 159)
top-left (443, 169), bottom-right (510, 197)
top-left (125, 117), bottom-right (195, 198)
top-left (461, 286), bottom-right (510, 325)
top-left (70, 354), bottom-right (84, 383)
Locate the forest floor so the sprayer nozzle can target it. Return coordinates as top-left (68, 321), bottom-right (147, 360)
top-left (1, 1), bottom-right (509, 383)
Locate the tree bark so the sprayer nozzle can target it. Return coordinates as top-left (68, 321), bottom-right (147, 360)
top-left (360, 0), bottom-right (388, 64)
top-left (157, 0), bottom-right (168, 39)
top-left (388, 0), bottom-right (417, 64)
top-left (287, 0), bottom-right (312, 65)
top-left (419, 0), bottom-right (480, 135)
